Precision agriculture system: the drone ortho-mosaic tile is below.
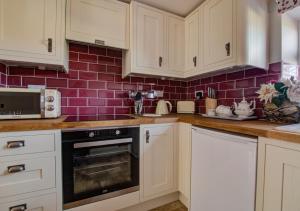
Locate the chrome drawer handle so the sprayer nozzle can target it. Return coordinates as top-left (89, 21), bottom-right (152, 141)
top-left (9, 204), bottom-right (27, 211)
top-left (7, 164), bottom-right (25, 174)
top-left (146, 130), bottom-right (150, 144)
top-left (95, 39), bottom-right (105, 46)
top-left (7, 141), bottom-right (25, 149)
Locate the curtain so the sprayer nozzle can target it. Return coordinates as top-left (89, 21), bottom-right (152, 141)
top-left (276, 0), bottom-right (300, 13)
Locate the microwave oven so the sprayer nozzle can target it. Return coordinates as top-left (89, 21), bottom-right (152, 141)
top-left (0, 88), bottom-right (61, 120)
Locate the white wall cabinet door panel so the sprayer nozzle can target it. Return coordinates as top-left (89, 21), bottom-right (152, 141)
top-left (0, 0), bottom-right (67, 70)
top-left (135, 5), bottom-right (165, 72)
top-left (0, 0), bottom-right (57, 57)
top-left (185, 10), bottom-right (199, 73)
top-left (0, 193), bottom-right (57, 211)
top-left (167, 16), bottom-right (185, 73)
top-left (142, 124), bottom-right (176, 201)
top-left (0, 156), bottom-right (55, 198)
top-left (203, 0), bottom-right (236, 67)
top-left (66, 0), bottom-right (129, 49)
top-left (264, 145), bottom-right (300, 211)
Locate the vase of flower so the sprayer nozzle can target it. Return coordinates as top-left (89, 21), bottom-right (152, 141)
top-left (257, 78), bottom-right (300, 123)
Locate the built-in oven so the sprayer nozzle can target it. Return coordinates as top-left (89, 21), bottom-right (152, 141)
top-left (62, 126), bottom-right (140, 210)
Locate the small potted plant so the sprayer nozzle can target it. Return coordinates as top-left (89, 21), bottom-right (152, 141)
top-left (256, 78), bottom-right (300, 123)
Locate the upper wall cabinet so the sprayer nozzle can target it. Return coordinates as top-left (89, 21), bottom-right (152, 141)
top-left (203, 0), bottom-right (268, 72)
top-left (123, 2), bottom-right (185, 78)
top-left (200, 0), bottom-right (268, 73)
top-left (66, 0), bottom-right (129, 49)
top-left (0, 0), bottom-right (68, 70)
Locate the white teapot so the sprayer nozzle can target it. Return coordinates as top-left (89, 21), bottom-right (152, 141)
top-left (234, 97), bottom-right (256, 118)
top-left (216, 105), bottom-right (233, 117)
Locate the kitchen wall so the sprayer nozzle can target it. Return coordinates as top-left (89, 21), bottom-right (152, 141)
top-left (187, 63), bottom-right (282, 116)
top-left (1, 43), bottom-right (282, 117)
top-left (4, 43), bottom-right (187, 116)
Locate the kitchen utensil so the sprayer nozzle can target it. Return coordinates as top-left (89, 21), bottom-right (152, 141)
top-left (156, 100), bottom-right (172, 115)
top-left (216, 105), bottom-right (233, 117)
top-left (205, 98), bottom-right (217, 115)
top-left (177, 101), bottom-right (195, 113)
top-left (233, 97), bottom-right (256, 118)
top-left (134, 92), bottom-right (143, 115)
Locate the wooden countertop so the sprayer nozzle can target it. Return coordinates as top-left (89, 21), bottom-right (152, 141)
top-left (0, 114), bottom-right (299, 144)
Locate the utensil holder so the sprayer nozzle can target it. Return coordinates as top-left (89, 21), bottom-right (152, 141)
top-left (205, 98), bottom-right (217, 114)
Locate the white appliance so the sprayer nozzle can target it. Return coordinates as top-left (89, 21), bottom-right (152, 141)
top-left (156, 100), bottom-right (172, 115)
top-left (177, 101), bottom-right (195, 113)
top-left (191, 127), bottom-right (257, 211)
top-left (0, 88), bottom-right (61, 119)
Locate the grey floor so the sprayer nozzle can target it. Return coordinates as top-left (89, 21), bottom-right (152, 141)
top-left (150, 201), bottom-right (187, 211)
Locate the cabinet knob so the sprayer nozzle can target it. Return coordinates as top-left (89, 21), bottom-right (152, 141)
top-left (159, 57), bottom-right (163, 67)
top-left (9, 204), bottom-right (27, 211)
top-left (48, 38), bottom-right (53, 53)
top-left (7, 164), bottom-right (25, 174)
top-left (146, 130), bottom-right (150, 143)
top-left (7, 141), bottom-right (25, 149)
top-left (193, 56), bottom-right (197, 67)
top-left (225, 42), bottom-right (231, 56)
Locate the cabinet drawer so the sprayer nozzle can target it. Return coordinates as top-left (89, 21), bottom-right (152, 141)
top-left (0, 134), bottom-right (55, 157)
top-left (0, 157), bottom-right (56, 197)
top-left (0, 193), bottom-right (57, 211)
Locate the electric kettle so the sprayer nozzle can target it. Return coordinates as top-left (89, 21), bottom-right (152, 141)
top-left (156, 100), bottom-right (172, 115)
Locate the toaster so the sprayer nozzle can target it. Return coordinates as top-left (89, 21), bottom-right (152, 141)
top-left (177, 101), bottom-right (195, 114)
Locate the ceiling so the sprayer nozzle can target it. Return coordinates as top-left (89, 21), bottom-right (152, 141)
top-left (120, 0), bottom-right (205, 17)
top-left (286, 6), bottom-right (300, 20)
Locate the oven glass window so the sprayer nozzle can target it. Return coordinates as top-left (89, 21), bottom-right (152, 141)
top-left (73, 143), bottom-right (133, 195)
top-left (0, 92), bottom-right (40, 115)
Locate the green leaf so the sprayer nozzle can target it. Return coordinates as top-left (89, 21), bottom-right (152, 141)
top-left (272, 95), bottom-right (285, 107)
top-left (275, 82), bottom-right (285, 93)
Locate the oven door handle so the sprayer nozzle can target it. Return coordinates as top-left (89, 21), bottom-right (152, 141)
top-left (73, 138), bottom-right (133, 149)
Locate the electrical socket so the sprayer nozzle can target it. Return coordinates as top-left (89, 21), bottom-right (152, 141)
top-left (195, 90), bottom-right (204, 100)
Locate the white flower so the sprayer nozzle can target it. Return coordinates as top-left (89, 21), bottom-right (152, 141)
top-left (256, 83), bottom-right (278, 104)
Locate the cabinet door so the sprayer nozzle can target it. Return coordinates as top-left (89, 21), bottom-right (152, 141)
top-left (264, 145), bottom-right (300, 211)
top-left (0, 0), bottom-right (58, 58)
top-left (203, 0), bottom-right (236, 68)
top-left (66, 0), bottom-right (129, 49)
top-left (142, 125), bottom-right (175, 200)
top-left (167, 16), bottom-right (185, 73)
top-left (135, 5), bottom-right (164, 72)
top-left (185, 10), bottom-right (199, 72)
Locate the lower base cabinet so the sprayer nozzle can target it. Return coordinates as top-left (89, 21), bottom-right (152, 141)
top-left (140, 124), bottom-right (178, 202)
top-left (257, 138), bottom-right (300, 211)
top-left (0, 130), bottom-right (62, 211)
top-left (0, 193), bottom-right (57, 211)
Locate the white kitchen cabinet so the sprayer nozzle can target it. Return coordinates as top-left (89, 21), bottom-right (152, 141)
top-left (0, 0), bottom-right (68, 70)
top-left (191, 127), bottom-right (257, 211)
top-left (167, 16), bottom-right (185, 73)
top-left (178, 123), bottom-right (192, 208)
top-left (185, 10), bottom-right (200, 76)
top-left (203, 0), bottom-right (236, 68)
top-left (66, 0), bottom-right (129, 49)
top-left (140, 124), bottom-right (178, 201)
top-left (123, 2), bottom-right (185, 78)
top-left (0, 130), bottom-right (62, 211)
top-left (135, 4), bottom-right (165, 72)
top-left (198, 0), bottom-right (268, 74)
top-left (256, 138), bottom-right (300, 211)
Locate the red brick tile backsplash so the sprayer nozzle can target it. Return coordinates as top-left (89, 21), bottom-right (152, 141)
top-left (0, 42), bottom-right (282, 117)
top-left (187, 62), bottom-right (282, 116)
top-left (2, 43), bottom-right (186, 115)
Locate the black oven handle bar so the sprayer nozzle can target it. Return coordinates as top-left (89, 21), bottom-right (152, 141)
top-left (73, 138), bottom-right (133, 149)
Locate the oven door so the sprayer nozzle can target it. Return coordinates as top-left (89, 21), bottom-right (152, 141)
top-left (63, 137), bottom-right (139, 208)
top-left (0, 89), bottom-right (42, 119)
